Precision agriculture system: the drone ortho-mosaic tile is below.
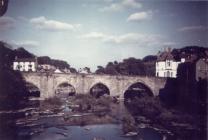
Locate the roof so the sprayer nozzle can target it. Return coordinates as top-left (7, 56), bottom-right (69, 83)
top-left (157, 51), bottom-right (175, 61)
top-left (14, 58), bottom-right (36, 62)
top-left (54, 68), bottom-right (64, 73)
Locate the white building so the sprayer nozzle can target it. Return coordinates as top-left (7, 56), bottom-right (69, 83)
top-left (54, 68), bottom-right (63, 73)
top-left (156, 49), bottom-right (185, 78)
top-left (38, 64), bottom-right (56, 72)
top-left (13, 58), bottom-right (37, 72)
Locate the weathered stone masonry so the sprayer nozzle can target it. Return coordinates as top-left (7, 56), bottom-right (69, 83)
top-left (22, 72), bottom-right (167, 99)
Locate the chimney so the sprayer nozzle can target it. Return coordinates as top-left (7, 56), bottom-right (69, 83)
top-left (165, 47), bottom-right (171, 52)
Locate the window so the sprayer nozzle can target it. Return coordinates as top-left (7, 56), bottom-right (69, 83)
top-left (29, 64), bottom-right (32, 68)
top-left (164, 72), bottom-right (166, 77)
top-left (167, 61), bottom-right (171, 67)
top-left (156, 72), bottom-right (159, 77)
top-left (167, 71), bottom-right (170, 77)
top-left (171, 72), bottom-right (173, 77)
top-left (16, 65), bottom-right (21, 70)
top-left (198, 66), bottom-right (201, 70)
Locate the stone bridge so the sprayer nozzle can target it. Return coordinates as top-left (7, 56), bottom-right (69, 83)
top-left (22, 72), bottom-right (167, 99)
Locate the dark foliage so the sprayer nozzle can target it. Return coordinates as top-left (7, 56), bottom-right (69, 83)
top-left (95, 57), bottom-right (152, 76)
top-left (142, 55), bottom-right (157, 62)
top-left (38, 56), bottom-right (77, 72)
top-left (95, 46), bottom-right (207, 76)
top-left (0, 42), bottom-right (29, 109)
top-left (38, 56), bottom-right (70, 69)
top-left (14, 47), bottom-right (35, 59)
top-left (159, 78), bottom-right (179, 107)
top-left (172, 46), bottom-right (208, 61)
top-left (0, 0), bottom-right (9, 16)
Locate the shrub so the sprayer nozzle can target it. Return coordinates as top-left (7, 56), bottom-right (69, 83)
top-left (44, 96), bottom-right (62, 106)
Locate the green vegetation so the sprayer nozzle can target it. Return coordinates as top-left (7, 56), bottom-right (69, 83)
top-left (38, 56), bottom-right (77, 72)
top-left (40, 96), bottom-right (63, 112)
top-left (95, 57), bottom-right (156, 76)
top-left (44, 96), bottom-right (63, 106)
top-left (126, 94), bottom-right (206, 139)
top-left (172, 46), bottom-right (207, 61)
top-left (95, 46), bottom-right (208, 76)
top-left (68, 94), bottom-right (113, 113)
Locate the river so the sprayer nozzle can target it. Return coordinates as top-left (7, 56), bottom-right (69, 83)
top-left (0, 98), bottom-right (175, 140)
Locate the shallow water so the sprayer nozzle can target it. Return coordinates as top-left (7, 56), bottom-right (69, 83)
top-left (0, 100), bottom-right (174, 140)
top-left (27, 124), bottom-right (165, 140)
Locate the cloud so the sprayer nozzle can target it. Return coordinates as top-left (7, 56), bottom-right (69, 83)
top-left (99, 0), bottom-right (142, 12)
top-left (80, 32), bottom-right (164, 46)
top-left (127, 11), bottom-right (152, 22)
top-left (80, 32), bottom-right (106, 39)
top-left (162, 41), bottom-right (177, 46)
top-left (178, 25), bottom-right (208, 32)
top-left (30, 16), bottom-right (81, 32)
top-left (11, 40), bottom-right (39, 48)
top-left (0, 16), bottom-right (16, 30)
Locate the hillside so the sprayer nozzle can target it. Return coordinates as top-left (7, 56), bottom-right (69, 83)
top-left (0, 42), bottom-right (28, 103)
top-left (0, 41), bottom-right (77, 73)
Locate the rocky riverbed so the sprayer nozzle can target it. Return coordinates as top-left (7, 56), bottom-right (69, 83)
top-left (0, 94), bottom-right (205, 140)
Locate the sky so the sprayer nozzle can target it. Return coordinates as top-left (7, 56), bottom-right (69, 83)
top-left (0, 0), bottom-right (207, 71)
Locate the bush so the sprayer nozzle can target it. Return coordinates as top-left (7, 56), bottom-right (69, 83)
top-left (44, 96), bottom-right (62, 106)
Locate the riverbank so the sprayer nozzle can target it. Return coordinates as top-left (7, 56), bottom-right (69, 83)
top-left (125, 96), bottom-right (207, 140)
top-left (10, 95), bottom-right (119, 128)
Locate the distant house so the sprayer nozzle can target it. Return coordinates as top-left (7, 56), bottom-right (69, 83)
top-left (38, 64), bottom-right (56, 72)
top-left (156, 48), bottom-right (185, 78)
top-left (54, 68), bottom-right (63, 73)
top-left (13, 57), bottom-right (37, 72)
top-left (196, 58), bottom-right (208, 81)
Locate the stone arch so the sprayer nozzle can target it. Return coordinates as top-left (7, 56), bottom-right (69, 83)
top-left (25, 82), bottom-right (41, 97)
top-left (55, 82), bottom-right (76, 97)
top-left (23, 77), bottom-right (41, 91)
top-left (89, 82), bottom-right (110, 98)
top-left (122, 80), bottom-right (154, 99)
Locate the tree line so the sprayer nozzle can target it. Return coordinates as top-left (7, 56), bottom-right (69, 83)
top-left (95, 56), bottom-right (157, 76)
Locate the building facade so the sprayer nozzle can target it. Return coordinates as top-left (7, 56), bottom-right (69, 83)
top-left (13, 58), bottom-right (37, 72)
top-left (156, 48), bottom-right (185, 78)
top-left (196, 58), bottom-right (208, 81)
top-left (38, 64), bottom-right (56, 72)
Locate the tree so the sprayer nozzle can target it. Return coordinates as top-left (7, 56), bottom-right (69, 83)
top-left (95, 66), bottom-right (105, 74)
top-left (84, 67), bottom-right (91, 73)
top-left (142, 55), bottom-right (157, 62)
top-left (0, 42), bottom-right (28, 108)
top-left (14, 47), bottom-right (35, 58)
